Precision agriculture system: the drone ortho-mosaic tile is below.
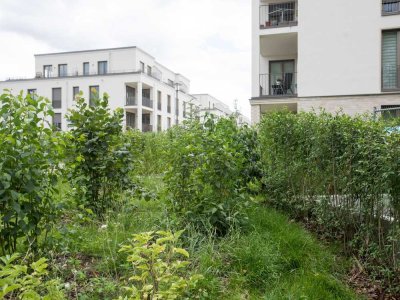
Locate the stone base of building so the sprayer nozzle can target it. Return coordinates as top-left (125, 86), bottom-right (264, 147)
top-left (250, 93), bottom-right (400, 124)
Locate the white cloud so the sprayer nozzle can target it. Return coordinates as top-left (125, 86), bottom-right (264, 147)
top-left (0, 0), bottom-right (251, 117)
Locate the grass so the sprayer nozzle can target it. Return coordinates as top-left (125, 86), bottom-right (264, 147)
top-left (43, 176), bottom-right (362, 299)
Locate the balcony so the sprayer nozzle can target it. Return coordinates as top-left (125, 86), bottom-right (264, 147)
top-left (142, 97), bottom-right (153, 108)
top-left (382, 0), bottom-right (400, 15)
top-left (260, 2), bottom-right (298, 29)
top-left (259, 73), bottom-right (297, 97)
top-left (142, 124), bottom-right (153, 132)
top-left (126, 96), bottom-right (136, 106)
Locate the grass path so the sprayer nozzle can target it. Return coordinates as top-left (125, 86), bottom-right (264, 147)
top-left (48, 177), bottom-right (362, 299)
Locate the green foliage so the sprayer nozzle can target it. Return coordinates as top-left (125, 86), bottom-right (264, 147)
top-left (164, 116), bottom-right (251, 236)
top-left (0, 253), bottom-right (65, 299)
top-left (0, 91), bottom-right (63, 254)
top-left (66, 93), bottom-right (133, 218)
top-left (259, 110), bottom-right (400, 293)
top-left (117, 230), bottom-right (203, 300)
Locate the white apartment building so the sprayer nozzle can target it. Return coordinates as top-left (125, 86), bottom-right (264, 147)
top-left (0, 46), bottom-right (201, 132)
top-left (193, 93), bottom-right (233, 118)
top-left (251, 0), bottom-right (400, 123)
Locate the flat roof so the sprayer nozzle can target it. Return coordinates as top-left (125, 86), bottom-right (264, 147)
top-left (34, 46), bottom-right (139, 57)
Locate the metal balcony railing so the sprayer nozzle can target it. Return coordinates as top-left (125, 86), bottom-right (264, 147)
top-left (142, 97), bottom-right (153, 108)
top-left (126, 96), bottom-right (136, 106)
top-left (260, 2), bottom-right (298, 29)
top-left (259, 73), bottom-right (297, 97)
top-left (382, 0), bottom-right (400, 15)
top-left (142, 124), bottom-right (153, 132)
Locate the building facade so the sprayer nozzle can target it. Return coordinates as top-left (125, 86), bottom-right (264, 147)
top-left (0, 46), bottom-right (201, 132)
top-left (193, 93), bottom-right (233, 118)
top-left (251, 0), bottom-right (400, 123)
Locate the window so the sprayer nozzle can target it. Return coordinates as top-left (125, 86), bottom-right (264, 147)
top-left (157, 115), bottom-right (162, 131)
top-left (89, 85), bottom-right (99, 106)
top-left (382, 1), bottom-right (400, 15)
top-left (157, 91), bottom-right (162, 110)
top-left (140, 61), bottom-right (145, 72)
top-left (168, 79), bottom-right (174, 86)
top-left (167, 95), bottom-right (171, 113)
top-left (27, 89), bottom-right (37, 99)
top-left (83, 62), bottom-right (90, 75)
top-left (52, 88), bottom-right (62, 109)
top-left (58, 64), bottom-right (68, 77)
top-left (126, 86), bottom-right (136, 106)
top-left (53, 113), bottom-right (62, 131)
top-left (175, 98), bottom-right (179, 116)
top-left (147, 65), bottom-right (152, 75)
top-left (382, 31), bottom-right (400, 90)
top-left (73, 86), bottom-right (80, 100)
top-left (98, 61), bottom-right (108, 75)
top-left (167, 117), bottom-right (171, 129)
top-left (44, 65), bottom-right (52, 78)
top-left (126, 112), bottom-right (136, 129)
top-left (183, 101), bottom-right (187, 118)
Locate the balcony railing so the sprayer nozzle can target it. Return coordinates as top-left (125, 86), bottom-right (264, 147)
top-left (382, 0), bottom-right (400, 15)
top-left (126, 96), bottom-right (136, 106)
top-left (142, 97), bottom-right (153, 108)
top-left (260, 2), bottom-right (298, 29)
top-left (259, 73), bottom-right (297, 97)
top-left (142, 124), bottom-right (153, 132)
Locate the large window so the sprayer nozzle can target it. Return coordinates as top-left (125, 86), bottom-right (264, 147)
top-left (58, 64), bottom-right (68, 77)
top-left (73, 86), bottom-right (80, 100)
top-left (167, 95), bottom-right (171, 113)
top-left (140, 61), bottom-right (145, 72)
top-left (44, 65), bottom-right (52, 78)
top-left (27, 89), bottom-right (37, 99)
top-left (147, 65), bottom-right (152, 76)
top-left (157, 91), bottom-right (162, 110)
top-left (382, 1), bottom-right (400, 15)
top-left (53, 113), bottom-right (62, 131)
top-left (83, 62), bottom-right (90, 75)
top-left (52, 88), bottom-right (62, 109)
top-left (382, 31), bottom-right (400, 90)
top-left (126, 112), bottom-right (135, 129)
top-left (126, 86), bottom-right (136, 106)
top-left (89, 86), bottom-right (99, 105)
top-left (98, 61), bottom-right (108, 75)
top-left (157, 115), bottom-right (162, 131)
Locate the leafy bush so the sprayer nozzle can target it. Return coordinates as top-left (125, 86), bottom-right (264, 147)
top-left (164, 116), bottom-right (250, 236)
top-left (66, 94), bottom-right (133, 218)
top-left (0, 91), bottom-right (63, 254)
top-left (0, 253), bottom-right (65, 299)
top-left (259, 110), bottom-right (400, 293)
top-left (117, 230), bottom-right (203, 300)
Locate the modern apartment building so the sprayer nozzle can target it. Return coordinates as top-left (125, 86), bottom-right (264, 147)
top-left (0, 46), bottom-right (201, 132)
top-left (193, 94), bottom-right (233, 118)
top-left (251, 0), bottom-right (400, 123)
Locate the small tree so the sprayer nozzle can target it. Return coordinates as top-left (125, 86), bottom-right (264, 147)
top-left (0, 91), bottom-right (62, 255)
top-left (66, 93), bottom-right (133, 218)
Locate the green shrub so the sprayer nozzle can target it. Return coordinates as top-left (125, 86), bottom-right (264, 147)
top-left (0, 91), bottom-right (63, 254)
top-left (117, 230), bottom-right (203, 300)
top-left (164, 116), bottom-right (250, 236)
top-left (259, 110), bottom-right (400, 293)
top-left (66, 93), bottom-right (133, 218)
top-left (0, 253), bottom-right (65, 299)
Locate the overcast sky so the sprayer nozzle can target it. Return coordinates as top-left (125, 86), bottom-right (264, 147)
top-left (0, 0), bottom-right (251, 117)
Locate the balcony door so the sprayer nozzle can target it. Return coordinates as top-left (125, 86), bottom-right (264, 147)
top-left (269, 60), bottom-right (295, 95)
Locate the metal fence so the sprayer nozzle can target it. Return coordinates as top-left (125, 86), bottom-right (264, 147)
top-left (373, 105), bottom-right (400, 119)
top-left (259, 73), bottom-right (297, 97)
top-left (260, 2), bottom-right (297, 29)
